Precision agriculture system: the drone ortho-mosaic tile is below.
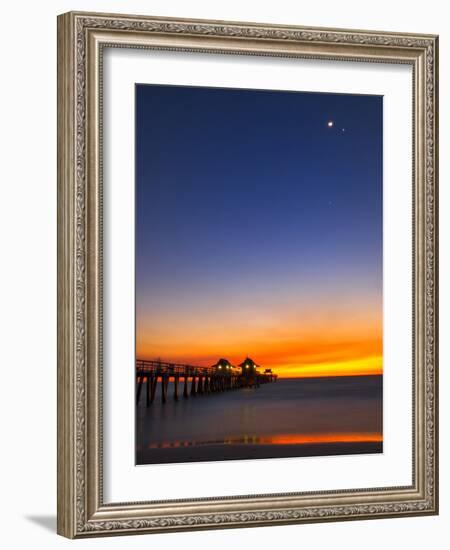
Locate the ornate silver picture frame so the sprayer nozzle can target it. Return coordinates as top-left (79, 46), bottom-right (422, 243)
top-left (57, 11), bottom-right (438, 538)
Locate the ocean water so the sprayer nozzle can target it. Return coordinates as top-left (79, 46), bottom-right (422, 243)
top-left (136, 375), bottom-right (382, 464)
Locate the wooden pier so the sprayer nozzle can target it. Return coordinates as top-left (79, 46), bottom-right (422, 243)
top-left (136, 359), bottom-right (277, 405)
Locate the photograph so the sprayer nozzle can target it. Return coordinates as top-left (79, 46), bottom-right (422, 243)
top-left (135, 84), bottom-right (384, 465)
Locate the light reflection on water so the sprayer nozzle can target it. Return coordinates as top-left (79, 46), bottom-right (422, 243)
top-left (147, 432), bottom-right (383, 449)
top-left (136, 376), bottom-right (382, 460)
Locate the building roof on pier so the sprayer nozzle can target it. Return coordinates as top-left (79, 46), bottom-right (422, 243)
top-left (210, 358), bottom-right (236, 370)
top-left (238, 357), bottom-right (260, 369)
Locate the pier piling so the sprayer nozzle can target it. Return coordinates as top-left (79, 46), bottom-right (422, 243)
top-left (161, 375), bottom-right (168, 403)
top-left (174, 375), bottom-right (179, 400)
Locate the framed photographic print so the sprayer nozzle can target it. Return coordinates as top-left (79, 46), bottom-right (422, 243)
top-left (57, 11), bottom-right (439, 538)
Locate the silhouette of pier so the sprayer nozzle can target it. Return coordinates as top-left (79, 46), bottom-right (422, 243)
top-left (136, 357), bottom-right (277, 405)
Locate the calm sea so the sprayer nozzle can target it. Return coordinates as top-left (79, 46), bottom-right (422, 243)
top-left (136, 375), bottom-right (382, 465)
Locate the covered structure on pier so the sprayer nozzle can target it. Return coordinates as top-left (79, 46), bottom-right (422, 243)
top-left (210, 358), bottom-right (237, 376)
top-left (239, 356), bottom-right (260, 378)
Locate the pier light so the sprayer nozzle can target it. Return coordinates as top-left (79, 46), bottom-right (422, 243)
top-left (238, 357), bottom-right (260, 377)
top-left (211, 358), bottom-right (236, 376)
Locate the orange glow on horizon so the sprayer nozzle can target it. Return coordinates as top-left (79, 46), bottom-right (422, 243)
top-left (137, 299), bottom-right (382, 378)
top-left (272, 355), bottom-right (383, 378)
top-left (136, 352), bottom-right (382, 379)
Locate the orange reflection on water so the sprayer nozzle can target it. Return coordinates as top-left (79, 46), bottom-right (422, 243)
top-left (265, 432), bottom-right (382, 445)
top-left (148, 432), bottom-right (382, 449)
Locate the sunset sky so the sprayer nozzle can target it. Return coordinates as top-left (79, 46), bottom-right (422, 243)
top-left (135, 84), bottom-right (383, 378)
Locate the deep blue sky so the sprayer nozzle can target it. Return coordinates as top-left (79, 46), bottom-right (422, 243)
top-left (135, 84), bottom-right (383, 368)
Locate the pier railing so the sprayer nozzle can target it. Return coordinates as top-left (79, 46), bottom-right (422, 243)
top-left (136, 359), bottom-right (277, 405)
